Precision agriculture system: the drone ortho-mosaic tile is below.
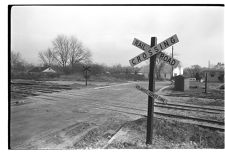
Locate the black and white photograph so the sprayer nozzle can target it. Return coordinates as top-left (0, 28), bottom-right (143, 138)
top-left (7, 2), bottom-right (224, 150)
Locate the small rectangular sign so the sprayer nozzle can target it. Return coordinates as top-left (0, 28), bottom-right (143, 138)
top-left (129, 34), bottom-right (179, 67)
top-left (135, 84), bottom-right (167, 103)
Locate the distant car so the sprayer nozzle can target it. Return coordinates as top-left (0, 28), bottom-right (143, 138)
top-left (189, 78), bottom-right (196, 81)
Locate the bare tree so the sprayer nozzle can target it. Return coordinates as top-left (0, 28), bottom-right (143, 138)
top-left (143, 58), bottom-right (166, 80)
top-left (39, 48), bottom-right (55, 66)
top-left (184, 65), bottom-right (202, 78)
top-left (52, 35), bottom-right (70, 69)
top-left (69, 36), bottom-right (91, 66)
top-left (11, 51), bottom-right (21, 68)
top-left (51, 35), bottom-right (92, 73)
top-left (11, 51), bottom-right (26, 72)
top-left (77, 47), bottom-right (92, 64)
top-left (155, 58), bottom-right (166, 80)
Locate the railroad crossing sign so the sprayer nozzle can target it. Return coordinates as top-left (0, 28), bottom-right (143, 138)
top-left (129, 34), bottom-right (179, 67)
top-left (83, 65), bottom-right (91, 86)
top-left (129, 35), bottom-right (180, 145)
top-left (135, 47), bottom-right (179, 68)
top-left (83, 66), bottom-right (91, 72)
top-left (136, 84), bottom-right (167, 104)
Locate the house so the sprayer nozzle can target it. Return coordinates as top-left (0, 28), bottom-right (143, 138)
top-left (139, 63), bottom-right (183, 80)
top-left (203, 69), bottom-right (224, 82)
top-left (28, 66), bottom-right (56, 73)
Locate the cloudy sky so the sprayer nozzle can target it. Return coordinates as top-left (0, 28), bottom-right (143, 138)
top-left (11, 5), bottom-right (224, 68)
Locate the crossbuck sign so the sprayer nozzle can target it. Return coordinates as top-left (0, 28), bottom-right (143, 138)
top-left (130, 34), bottom-right (180, 145)
top-left (129, 34), bottom-right (179, 67)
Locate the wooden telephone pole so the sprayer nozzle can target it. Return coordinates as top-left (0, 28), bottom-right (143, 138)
top-left (171, 46), bottom-right (174, 80)
top-left (205, 72), bottom-right (208, 94)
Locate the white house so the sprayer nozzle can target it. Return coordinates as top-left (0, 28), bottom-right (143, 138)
top-left (173, 65), bottom-right (183, 77)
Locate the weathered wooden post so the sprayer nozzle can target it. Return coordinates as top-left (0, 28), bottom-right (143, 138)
top-left (146, 37), bottom-right (157, 145)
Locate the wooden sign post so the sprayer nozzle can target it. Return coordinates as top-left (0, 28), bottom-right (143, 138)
top-left (146, 37), bottom-right (157, 145)
top-left (129, 34), bottom-right (179, 145)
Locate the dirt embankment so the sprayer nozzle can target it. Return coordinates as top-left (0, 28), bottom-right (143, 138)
top-left (14, 112), bottom-right (130, 149)
top-left (105, 117), bottom-right (224, 149)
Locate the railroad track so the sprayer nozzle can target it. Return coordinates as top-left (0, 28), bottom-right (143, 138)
top-left (37, 93), bottom-right (224, 114)
top-left (80, 102), bottom-right (224, 131)
top-left (154, 102), bottom-right (223, 114)
top-left (11, 81), bottom-right (73, 101)
top-left (26, 94), bottom-right (224, 131)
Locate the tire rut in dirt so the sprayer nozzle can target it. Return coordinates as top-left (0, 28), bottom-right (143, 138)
top-left (71, 117), bottom-right (128, 149)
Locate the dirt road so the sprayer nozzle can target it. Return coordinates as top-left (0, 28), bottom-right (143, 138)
top-left (10, 81), bottom-right (170, 149)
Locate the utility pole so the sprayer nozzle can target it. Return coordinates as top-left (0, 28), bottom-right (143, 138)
top-left (171, 46), bottom-right (174, 80)
top-left (146, 37), bottom-right (157, 145)
top-left (205, 72), bottom-right (208, 94)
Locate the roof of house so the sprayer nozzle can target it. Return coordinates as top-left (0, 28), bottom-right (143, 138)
top-left (43, 67), bottom-right (56, 73)
top-left (28, 66), bottom-right (53, 73)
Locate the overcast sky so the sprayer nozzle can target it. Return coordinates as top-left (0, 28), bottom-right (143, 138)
top-left (11, 6), bottom-right (224, 68)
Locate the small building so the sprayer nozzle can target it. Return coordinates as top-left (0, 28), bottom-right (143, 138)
top-left (174, 75), bottom-right (189, 91)
top-left (203, 69), bottom-right (224, 82)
